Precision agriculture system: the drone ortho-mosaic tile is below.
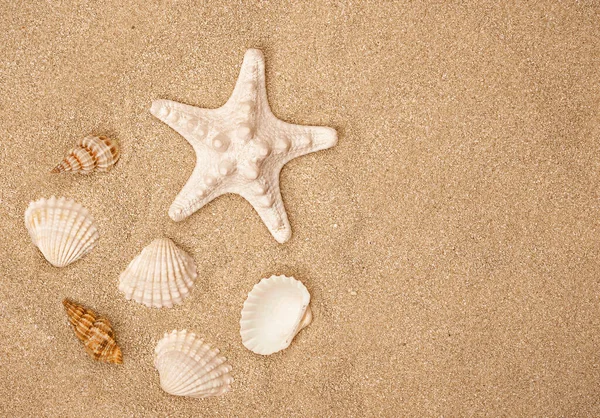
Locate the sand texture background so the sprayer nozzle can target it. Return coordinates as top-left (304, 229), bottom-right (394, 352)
top-left (1, 1), bottom-right (599, 416)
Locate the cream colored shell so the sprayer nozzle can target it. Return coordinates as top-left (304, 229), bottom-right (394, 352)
top-left (51, 135), bottom-right (120, 173)
top-left (24, 196), bottom-right (99, 267)
top-left (240, 275), bottom-right (312, 355)
top-left (118, 238), bottom-right (197, 308)
top-left (154, 330), bottom-right (233, 398)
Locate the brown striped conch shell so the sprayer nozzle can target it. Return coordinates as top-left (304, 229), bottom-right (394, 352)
top-left (51, 135), bottom-right (120, 173)
top-left (154, 330), bottom-right (233, 398)
top-left (63, 298), bottom-right (123, 364)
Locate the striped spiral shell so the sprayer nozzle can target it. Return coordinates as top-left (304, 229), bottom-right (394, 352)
top-left (51, 135), bottom-right (119, 173)
top-left (63, 299), bottom-right (123, 364)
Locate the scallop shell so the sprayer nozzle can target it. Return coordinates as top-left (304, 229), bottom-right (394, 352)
top-left (24, 196), bottom-right (99, 267)
top-left (240, 275), bottom-right (312, 355)
top-left (51, 135), bottom-right (120, 173)
top-left (63, 298), bottom-right (123, 364)
top-left (118, 238), bottom-right (197, 308)
top-left (154, 330), bottom-right (233, 398)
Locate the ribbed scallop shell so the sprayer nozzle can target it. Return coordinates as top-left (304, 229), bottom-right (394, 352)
top-left (24, 196), bottom-right (99, 267)
top-left (154, 330), bottom-right (233, 398)
top-left (51, 135), bottom-right (120, 173)
top-left (118, 238), bottom-right (197, 308)
top-left (240, 275), bottom-right (312, 355)
top-left (63, 298), bottom-right (123, 364)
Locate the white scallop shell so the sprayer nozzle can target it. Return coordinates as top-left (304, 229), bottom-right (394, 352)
top-left (240, 275), bottom-right (312, 355)
top-left (154, 330), bottom-right (233, 398)
top-left (24, 196), bottom-right (99, 267)
top-left (118, 238), bottom-right (197, 308)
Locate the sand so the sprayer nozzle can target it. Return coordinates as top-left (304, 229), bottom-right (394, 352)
top-left (1, 1), bottom-right (599, 416)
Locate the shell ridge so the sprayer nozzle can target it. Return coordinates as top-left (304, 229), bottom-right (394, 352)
top-left (62, 205), bottom-right (97, 266)
top-left (60, 199), bottom-right (85, 264)
top-left (29, 199), bottom-right (47, 259)
top-left (45, 197), bottom-right (60, 264)
top-left (129, 250), bottom-right (147, 299)
top-left (137, 242), bottom-right (156, 305)
top-left (59, 206), bottom-right (87, 265)
top-left (46, 197), bottom-right (62, 264)
top-left (143, 240), bottom-right (160, 307)
top-left (160, 239), bottom-right (177, 306)
top-left (142, 242), bottom-right (159, 306)
top-left (49, 197), bottom-right (65, 263)
top-left (163, 240), bottom-right (180, 306)
top-left (172, 244), bottom-right (197, 290)
top-left (172, 243), bottom-right (190, 290)
top-left (158, 239), bottom-right (172, 307)
top-left (119, 251), bottom-right (140, 299)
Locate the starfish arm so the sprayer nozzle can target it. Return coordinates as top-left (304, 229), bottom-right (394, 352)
top-left (150, 99), bottom-right (212, 150)
top-left (239, 179), bottom-right (291, 243)
top-left (168, 163), bottom-right (226, 221)
top-left (225, 49), bottom-right (268, 110)
top-left (269, 119), bottom-right (338, 165)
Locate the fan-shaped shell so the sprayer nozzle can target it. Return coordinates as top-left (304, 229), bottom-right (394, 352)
top-left (24, 196), bottom-right (99, 267)
top-left (63, 298), bottom-right (123, 364)
top-left (51, 135), bottom-right (120, 173)
top-left (118, 238), bottom-right (197, 308)
top-left (240, 275), bottom-right (312, 355)
top-left (154, 330), bottom-right (233, 398)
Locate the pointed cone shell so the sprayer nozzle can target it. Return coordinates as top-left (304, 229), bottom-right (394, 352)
top-left (51, 135), bottom-right (120, 173)
top-left (118, 238), bottom-right (197, 308)
top-left (24, 196), bottom-right (99, 267)
top-left (154, 330), bottom-right (233, 398)
top-left (240, 275), bottom-right (312, 355)
top-left (63, 299), bottom-right (123, 364)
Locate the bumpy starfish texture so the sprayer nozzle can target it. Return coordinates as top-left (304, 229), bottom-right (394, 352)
top-left (150, 49), bottom-right (337, 243)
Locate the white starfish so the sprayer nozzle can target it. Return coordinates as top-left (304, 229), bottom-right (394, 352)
top-left (150, 49), bottom-right (337, 243)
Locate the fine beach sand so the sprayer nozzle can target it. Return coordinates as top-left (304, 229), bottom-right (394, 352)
top-left (1, 1), bottom-right (599, 416)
